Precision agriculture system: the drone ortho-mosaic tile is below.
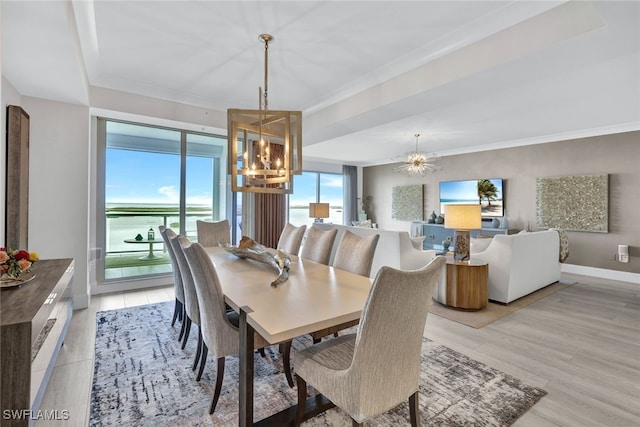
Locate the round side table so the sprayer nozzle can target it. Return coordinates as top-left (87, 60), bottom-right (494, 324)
top-left (434, 258), bottom-right (488, 310)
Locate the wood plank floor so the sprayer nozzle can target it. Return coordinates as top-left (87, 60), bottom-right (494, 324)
top-left (35, 273), bottom-right (639, 426)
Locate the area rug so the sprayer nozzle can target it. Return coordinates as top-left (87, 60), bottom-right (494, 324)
top-left (90, 302), bottom-right (546, 426)
top-left (429, 281), bottom-right (575, 329)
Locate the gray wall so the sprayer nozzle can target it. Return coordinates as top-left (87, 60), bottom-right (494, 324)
top-left (363, 131), bottom-right (639, 274)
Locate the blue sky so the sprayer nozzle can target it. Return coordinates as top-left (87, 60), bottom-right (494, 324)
top-left (106, 149), bottom-right (213, 205)
top-left (106, 149), bottom-right (343, 207)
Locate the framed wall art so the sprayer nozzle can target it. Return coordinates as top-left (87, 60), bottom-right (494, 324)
top-left (536, 174), bottom-right (608, 233)
top-left (5, 105), bottom-right (30, 249)
top-left (391, 184), bottom-right (424, 221)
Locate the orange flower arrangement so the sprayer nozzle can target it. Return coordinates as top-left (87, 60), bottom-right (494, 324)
top-left (0, 248), bottom-right (39, 279)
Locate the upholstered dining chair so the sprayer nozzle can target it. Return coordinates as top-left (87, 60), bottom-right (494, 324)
top-left (306, 230), bottom-right (380, 344)
top-left (196, 219), bottom-right (231, 247)
top-left (294, 256), bottom-right (446, 427)
top-left (281, 227), bottom-right (376, 383)
top-left (300, 226), bottom-right (338, 265)
top-left (168, 234), bottom-right (202, 359)
top-left (158, 226), bottom-right (185, 332)
top-left (180, 237), bottom-right (295, 413)
top-left (277, 223), bottom-right (307, 256)
top-left (333, 230), bottom-right (380, 277)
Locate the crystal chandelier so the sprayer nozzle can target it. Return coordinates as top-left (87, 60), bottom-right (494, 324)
top-left (227, 34), bottom-right (302, 194)
top-left (393, 133), bottom-right (439, 176)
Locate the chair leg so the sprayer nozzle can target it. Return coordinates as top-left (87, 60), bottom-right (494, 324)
top-left (282, 340), bottom-right (294, 388)
top-left (209, 357), bottom-right (225, 414)
top-left (178, 313), bottom-right (188, 342)
top-left (171, 299), bottom-right (181, 326)
top-left (193, 327), bottom-right (203, 371)
top-left (409, 390), bottom-right (421, 427)
top-left (294, 375), bottom-right (307, 426)
top-left (196, 344), bottom-right (208, 381)
top-left (181, 318), bottom-right (192, 350)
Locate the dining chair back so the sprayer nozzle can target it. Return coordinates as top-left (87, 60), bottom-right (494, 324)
top-left (196, 219), bottom-right (231, 247)
top-left (294, 256), bottom-right (446, 426)
top-left (277, 223), bottom-right (307, 256)
top-left (169, 233), bottom-right (201, 350)
top-left (300, 226), bottom-right (338, 265)
top-left (333, 230), bottom-right (380, 277)
top-left (158, 226), bottom-right (184, 328)
top-left (308, 229), bottom-right (379, 343)
top-left (180, 239), bottom-right (294, 412)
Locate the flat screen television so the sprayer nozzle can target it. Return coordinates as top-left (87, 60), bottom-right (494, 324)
top-left (439, 178), bottom-right (504, 218)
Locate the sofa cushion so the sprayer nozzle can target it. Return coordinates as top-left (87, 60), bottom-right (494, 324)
top-left (470, 236), bottom-right (493, 253)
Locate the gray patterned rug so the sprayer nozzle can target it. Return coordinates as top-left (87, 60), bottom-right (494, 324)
top-left (90, 302), bottom-right (546, 426)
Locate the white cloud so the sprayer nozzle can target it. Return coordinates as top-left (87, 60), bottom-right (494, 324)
top-left (158, 185), bottom-right (179, 203)
top-left (322, 177), bottom-right (343, 188)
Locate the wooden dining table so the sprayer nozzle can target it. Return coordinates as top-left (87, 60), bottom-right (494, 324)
top-left (205, 246), bottom-right (373, 426)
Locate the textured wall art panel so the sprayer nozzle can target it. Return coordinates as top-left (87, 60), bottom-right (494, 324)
top-left (536, 174), bottom-right (608, 232)
top-left (392, 185), bottom-right (424, 221)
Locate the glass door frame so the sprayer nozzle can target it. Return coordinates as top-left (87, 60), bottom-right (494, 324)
top-left (95, 117), bottom-right (230, 288)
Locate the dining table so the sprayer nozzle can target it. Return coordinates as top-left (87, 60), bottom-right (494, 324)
top-left (205, 246), bottom-right (373, 426)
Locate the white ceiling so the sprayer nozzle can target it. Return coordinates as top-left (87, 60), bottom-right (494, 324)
top-left (2, 0), bottom-right (639, 166)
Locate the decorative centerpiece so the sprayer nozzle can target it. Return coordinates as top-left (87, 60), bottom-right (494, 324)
top-left (222, 236), bottom-right (291, 287)
top-left (0, 248), bottom-right (39, 285)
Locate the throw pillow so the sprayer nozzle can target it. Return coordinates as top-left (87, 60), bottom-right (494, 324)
top-left (410, 235), bottom-right (426, 250)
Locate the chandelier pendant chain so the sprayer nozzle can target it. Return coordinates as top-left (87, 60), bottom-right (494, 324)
top-left (263, 35), bottom-right (269, 111)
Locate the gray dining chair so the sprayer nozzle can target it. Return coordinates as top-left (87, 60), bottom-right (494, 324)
top-left (333, 230), bottom-right (380, 277)
top-left (281, 231), bottom-right (380, 387)
top-left (294, 256), bottom-right (446, 427)
top-left (308, 230), bottom-right (380, 343)
top-left (277, 223), bottom-right (307, 256)
top-left (196, 219), bottom-right (231, 247)
top-left (168, 234), bottom-right (201, 358)
top-left (300, 226), bottom-right (338, 265)
top-left (158, 226), bottom-right (184, 332)
top-left (180, 237), bottom-right (295, 413)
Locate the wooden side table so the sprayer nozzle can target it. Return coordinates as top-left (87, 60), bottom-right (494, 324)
top-left (435, 258), bottom-right (488, 310)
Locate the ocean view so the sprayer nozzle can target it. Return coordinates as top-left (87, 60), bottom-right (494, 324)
top-left (105, 204), bottom-right (344, 254)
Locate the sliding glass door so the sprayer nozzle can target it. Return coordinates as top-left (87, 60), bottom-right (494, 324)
top-left (289, 171), bottom-right (344, 227)
top-left (97, 119), bottom-right (228, 282)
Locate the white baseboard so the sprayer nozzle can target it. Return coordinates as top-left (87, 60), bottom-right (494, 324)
top-left (91, 275), bottom-right (173, 295)
top-left (561, 263), bottom-right (640, 284)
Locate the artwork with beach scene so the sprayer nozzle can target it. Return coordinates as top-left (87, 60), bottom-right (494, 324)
top-left (439, 178), bottom-right (504, 218)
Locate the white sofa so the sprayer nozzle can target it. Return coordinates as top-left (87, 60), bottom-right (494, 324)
top-left (313, 224), bottom-right (438, 278)
top-left (471, 230), bottom-right (561, 303)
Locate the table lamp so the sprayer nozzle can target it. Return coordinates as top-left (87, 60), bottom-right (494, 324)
top-left (309, 202), bottom-right (330, 223)
top-left (444, 204), bottom-right (481, 261)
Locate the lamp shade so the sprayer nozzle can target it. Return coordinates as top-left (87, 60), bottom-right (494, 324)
top-left (309, 203), bottom-right (330, 219)
top-left (444, 204), bottom-right (481, 230)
